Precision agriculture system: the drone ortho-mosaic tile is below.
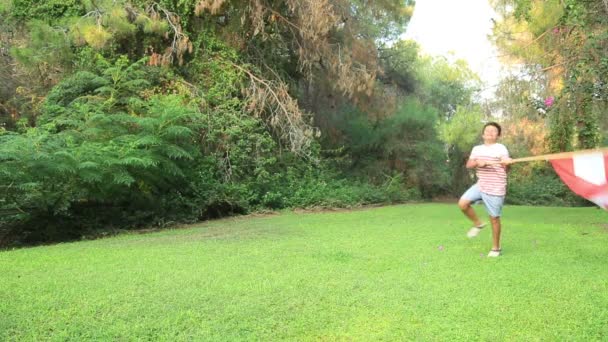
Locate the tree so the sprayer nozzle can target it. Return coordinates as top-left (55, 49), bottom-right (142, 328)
top-left (490, 0), bottom-right (608, 151)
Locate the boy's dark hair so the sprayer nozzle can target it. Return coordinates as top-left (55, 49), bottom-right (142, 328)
top-left (483, 122), bottom-right (501, 136)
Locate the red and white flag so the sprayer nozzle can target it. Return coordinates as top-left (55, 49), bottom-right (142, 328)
top-left (550, 152), bottom-right (608, 209)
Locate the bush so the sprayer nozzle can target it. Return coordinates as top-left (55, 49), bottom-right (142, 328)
top-left (0, 54), bottom-right (421, 247)
top-left (0, 58), bottom-right (204, 245)
top-left (507, 165), bottom-right (589, 207)
top-left (254, 166), bottom-right (420, 210)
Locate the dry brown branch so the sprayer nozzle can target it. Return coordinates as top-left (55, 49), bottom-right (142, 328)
top-left (195, 0), bottom-right (227, 15)
top-left (198, 0), bottom-right (378, 100)
top-left (231, 62), bottom-right (319, 157)
top-left (146, 3), bottom-right (193, 66)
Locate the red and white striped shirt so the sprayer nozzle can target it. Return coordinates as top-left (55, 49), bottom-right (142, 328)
top-left (470, 143), bottom-right (509, 196)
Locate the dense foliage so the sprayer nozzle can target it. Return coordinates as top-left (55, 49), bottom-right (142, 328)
top-left (0, 0), bottom-right (599, 246)
top-left (488, 0), bottom-right (607, 206)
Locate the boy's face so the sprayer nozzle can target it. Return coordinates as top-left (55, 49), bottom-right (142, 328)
top-left (482, 125), bottom-right (500, 144)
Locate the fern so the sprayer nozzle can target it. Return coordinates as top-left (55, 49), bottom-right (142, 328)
top-left (0, 57), bottom-right (203, 234)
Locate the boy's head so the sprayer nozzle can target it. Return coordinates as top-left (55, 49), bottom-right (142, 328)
top-left (482, 122), bottom-right (501, 144)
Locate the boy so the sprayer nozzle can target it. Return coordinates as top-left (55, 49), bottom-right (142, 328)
top-left (458, 122), bottom-right (512, 257)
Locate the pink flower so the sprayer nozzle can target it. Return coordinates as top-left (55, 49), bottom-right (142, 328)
top-left (553, 27), bottom-right (560, 34)
top-left (544, 96), bottom-right (555, 107)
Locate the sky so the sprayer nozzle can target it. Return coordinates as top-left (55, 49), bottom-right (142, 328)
top-left (401, 0), bottom-right (504, 99)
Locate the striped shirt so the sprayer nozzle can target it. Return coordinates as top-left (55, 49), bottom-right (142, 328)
top-left (470, 143), bottom-right (509, 196)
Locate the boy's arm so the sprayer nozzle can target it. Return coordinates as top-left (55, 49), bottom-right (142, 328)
top-left (466, 147), bottom-right (486, 169)
top-left (500, 145), bottom-right (512, 170)
top-left (466, 158), bottom-right (485, 169)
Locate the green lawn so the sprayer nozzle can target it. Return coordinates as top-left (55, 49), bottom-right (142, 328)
top-left (1, 204), bottom-right (607, 340)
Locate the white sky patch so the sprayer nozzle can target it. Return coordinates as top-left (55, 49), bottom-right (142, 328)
top-left (401, 0), bottom-right (505, 99)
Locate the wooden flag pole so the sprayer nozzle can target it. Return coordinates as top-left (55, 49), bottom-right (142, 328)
top-left (510, 147), bottom-right (608, 164)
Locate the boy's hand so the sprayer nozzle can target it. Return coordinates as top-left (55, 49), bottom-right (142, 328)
top-left (476, 160), bottom-right (486, 167)
top-left (500, 157), bottom-right (513, 166)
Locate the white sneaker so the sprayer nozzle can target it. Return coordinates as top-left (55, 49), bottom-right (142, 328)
top-left (487, 249), bottom-right (501, 257)
top-left (467, 223), bottom-right (486, 238)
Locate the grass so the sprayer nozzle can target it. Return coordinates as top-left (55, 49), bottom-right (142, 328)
top-left (1, 203), bottom-right (607, 340)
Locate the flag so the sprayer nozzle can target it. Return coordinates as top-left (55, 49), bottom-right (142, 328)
top-left (550, 152), bottom-right (608, 209)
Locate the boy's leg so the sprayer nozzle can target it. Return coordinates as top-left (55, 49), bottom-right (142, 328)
top-left (489, 216), bottom-right (501, 251)
top-left (458, 198), bottom-right (483, 227)
top-left (481, 193), bottom-right (504, 256)
top-left (458, 184), bottom-right (484, 227)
